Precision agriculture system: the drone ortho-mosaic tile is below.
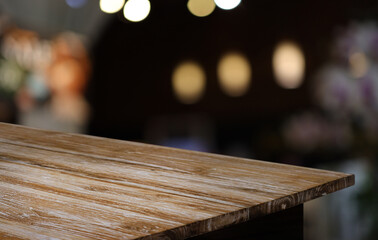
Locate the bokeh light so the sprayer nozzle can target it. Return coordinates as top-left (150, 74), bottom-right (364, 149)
top-left (273, 41), bottom-right (305, 89)
top-left (214, 0), bottom-right (241, 10)
top-left (172, 61), bottom-right (206, 104)
top-left (48, 59), bottom-right (85, 94)
top-left (187, 0), bottom-right (216, 17)
top-left (349, 52), bottom-right (369, 78)
top-left (99, 0), bottom-right (125, 14)
top-left (66, 0), bottom-right (88, 9)
top-left (123, 0), bottom-right (151, 22)
top-left (217, 52), bottom-right (251, 97)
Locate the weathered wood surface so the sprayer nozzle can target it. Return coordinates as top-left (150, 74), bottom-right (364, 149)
top-left (0, 123), bottom-right (354, 239)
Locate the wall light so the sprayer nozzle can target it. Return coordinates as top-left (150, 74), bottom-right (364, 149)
top-left (123, 0), bottom-right (151, 22)
top-left (172, 61), bottom-right (206, 104)
top-left (99, 0), bottom-right (125, 14)
top-left (217, 52), bottom-right (251, 97)
top-left (349, 52), bottom-right (369, 78)
top-left (187, 0), bottom-right (216, 17)
top-left (214, 0), bottom-right (241, 10)
top-left (273, 41), bottom-right (305, 89)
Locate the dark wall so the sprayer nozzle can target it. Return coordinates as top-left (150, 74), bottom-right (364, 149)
top-left (87, 0), bottom-right (378, 143)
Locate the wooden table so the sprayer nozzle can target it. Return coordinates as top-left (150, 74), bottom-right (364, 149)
top-left (0, 123), bottom-right (354, 239)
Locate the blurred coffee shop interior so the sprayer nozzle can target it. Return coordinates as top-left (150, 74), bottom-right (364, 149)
top-left (0, 0), bottom-right (377, 239)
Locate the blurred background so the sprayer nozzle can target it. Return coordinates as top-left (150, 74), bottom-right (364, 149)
top-left (0, 0), bottom-right (377, 239)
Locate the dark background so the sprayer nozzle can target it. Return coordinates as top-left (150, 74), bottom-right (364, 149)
top-left (87, 0), bottom-right (378, 163)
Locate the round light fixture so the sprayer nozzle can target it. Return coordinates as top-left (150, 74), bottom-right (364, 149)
top-left (99, 0), bottom-right (125, 14)
top-left (214, 0), bottom-right (241, 10)
top-left (349, 52), bottom-right (369, 78)
top-left (217, 52), bottom-right (251, 97)
top-left (123, 0), bottom-right (151, 22)
top-left (172, 61), bottom-right (206, 104)
top-left (187, 0), bottom-right (216, 17)
top-left (273, 41), bottom-right (305, 89)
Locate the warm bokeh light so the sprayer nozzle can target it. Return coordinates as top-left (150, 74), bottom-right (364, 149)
top-left (123, 0), bottom-right (151, 22)
top-left (273, 41), bottom-right (305, 89)
top-left (214, 0), bottom-right (241, 10)
top-left (49, 59), bottom-right (86, 93)
top-left (349, 52), bottom-right (369, 78)
top-left (51, 93), bottom-right (89, 124)
top-left (99, 0), bottom-right (125, 14)
top-left (172, 61), bottom-right (206, 104)
top-left (217, 52), bottom-right (251, 97)
top-left (187, 0), bottom-right (216, 17)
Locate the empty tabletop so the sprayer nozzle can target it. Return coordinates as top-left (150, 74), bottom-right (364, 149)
top-left (0, 123), bottom-right (354, 239)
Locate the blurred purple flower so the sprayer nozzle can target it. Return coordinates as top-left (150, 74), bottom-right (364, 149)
top-left (285, 22), bottom-right (378, 152)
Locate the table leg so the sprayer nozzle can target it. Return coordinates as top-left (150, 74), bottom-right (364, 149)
top-left (188, 204), bottom-right (303, 240)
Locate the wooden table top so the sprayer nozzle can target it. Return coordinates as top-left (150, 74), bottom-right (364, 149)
top-left (0, 123), bottom-right (354, 240)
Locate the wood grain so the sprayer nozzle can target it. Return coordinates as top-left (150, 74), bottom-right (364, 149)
top-left (0, 123), bottom-right (354, 239)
